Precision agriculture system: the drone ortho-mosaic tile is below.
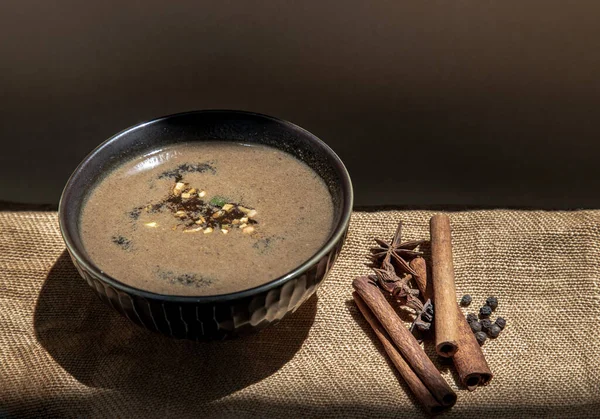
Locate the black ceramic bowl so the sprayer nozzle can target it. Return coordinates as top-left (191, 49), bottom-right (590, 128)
top-left (59, 110), bottom-right (353, 340)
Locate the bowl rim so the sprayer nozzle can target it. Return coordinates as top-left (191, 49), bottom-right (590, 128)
top-left (58, 109), bottom-right (353, 303)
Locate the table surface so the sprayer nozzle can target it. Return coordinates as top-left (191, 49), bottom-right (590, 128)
top-left (1, 209), bottom-right (599, 418)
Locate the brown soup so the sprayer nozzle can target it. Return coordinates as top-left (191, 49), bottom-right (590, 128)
top-left (80, 142), bottom-right (335, 296)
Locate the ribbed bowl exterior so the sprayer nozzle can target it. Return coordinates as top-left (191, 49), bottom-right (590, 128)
top-left (67, 233), bottom-right (345, 340)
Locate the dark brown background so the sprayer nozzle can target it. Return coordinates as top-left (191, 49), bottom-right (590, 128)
top-left (1, 1), bottom-right (599, 208)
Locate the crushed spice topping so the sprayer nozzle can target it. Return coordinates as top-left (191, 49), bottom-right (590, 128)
top-left (157, 162), bottom-right (216, 181)
top-left (111, 235), bottom-right (132, 250)
top-left (130, 181), bottom-right (258, 234)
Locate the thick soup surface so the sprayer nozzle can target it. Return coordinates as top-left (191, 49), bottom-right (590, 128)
top-left (80, 142), bottom-right (334, 296)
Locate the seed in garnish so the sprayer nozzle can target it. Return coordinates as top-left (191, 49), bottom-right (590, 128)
top-left (203, 227), bottom-right (213, 234)
top-left (238, 206), bottom-right (250, 214)
top-left (247, 209), bottom-right (257, 218)
top-left (198, 190), bottom-right (206, 198)
top-left (221, 228), bottom-right (229, 234)
top-left (212, 210), bottom-right (224, 219)
top-left (242, 226), bottom-right (255, 234)
top-left (144, 222), bottom-right (158, 228)
top-left (181, 192), bottom-right (191, 199)
top-left (232, 219), bottom-right (240, 225)
top-left (222, 203), bottom-right (234, 211)
top-left (240, 217), bottom-right (248, 224)
top-left (188, 188), bottom-right (196, 194)
top-left (175, 210), bottom-right (186, 218)
top-left (183, 227), bottom-right (202, 233)
top-left (239, 223), bottom-right (248, 229)
top-left (173, 182), bottom-right (186, 195)
top-left (195, 216), bottom-right (206, 224)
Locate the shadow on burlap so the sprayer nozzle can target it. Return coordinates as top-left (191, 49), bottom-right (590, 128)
top-left (1, 210), bottom-right (600, 418)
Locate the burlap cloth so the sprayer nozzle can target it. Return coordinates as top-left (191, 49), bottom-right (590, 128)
top-left (1, 210), bottom-right (600, 418)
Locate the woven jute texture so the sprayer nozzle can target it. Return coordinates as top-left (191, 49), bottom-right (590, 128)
top-left (1, 210), bottom-right (600, 418)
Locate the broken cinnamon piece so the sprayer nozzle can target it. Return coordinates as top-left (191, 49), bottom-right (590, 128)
top-left (409, 257), bottom-right (432, 301)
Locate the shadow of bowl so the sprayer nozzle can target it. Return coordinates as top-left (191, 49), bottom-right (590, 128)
top-left (34, 251), bottom-right (317, 403)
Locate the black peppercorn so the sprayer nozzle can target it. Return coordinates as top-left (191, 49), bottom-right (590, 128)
top-left (488, 324), bottom-right (501, 338)
top-left (466, 313), bottom-right (478, 324)
top-left (495, 317), bottom-right (506, 330)
top-left (480, 319), bottom-right (492, 332)
top-left (479, 306), bottom-right (492, 318)
top-left (486, 296), bottom-right (498, 310)
top-left (460, 294), bottom-right (472, 306)
top-left (475, 331), bottom-right (487, 345)
top-left (470, 321), bottom-right (482, 333)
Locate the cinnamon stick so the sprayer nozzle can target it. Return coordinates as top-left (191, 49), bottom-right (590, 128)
top-left (430, 214), bottom-right (460, 358)
top-left (409, 256), bottom-right (432, 301)
top-left (353, 293), bottom-right (446, 413)
top-left (411, 250), bottom-right (494, 390)
top-left (453, 303), bottom-right (493, 390)
top-left (352, 276), bottom-right (457, 407)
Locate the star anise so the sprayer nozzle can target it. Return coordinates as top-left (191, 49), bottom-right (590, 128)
top-left (411, 298), bottom-right (434, 332)
top-left (370, 222), bottom-right (425, 277)
top-left (370, 267), bottom-right (404, 294)
top-left (369, 221), bottom-right (431, 332)
top-left (369, 268), bottom-right (422, 310)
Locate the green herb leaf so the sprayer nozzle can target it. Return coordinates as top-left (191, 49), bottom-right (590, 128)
top-left (209, 195), bottom-right (228, 207)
